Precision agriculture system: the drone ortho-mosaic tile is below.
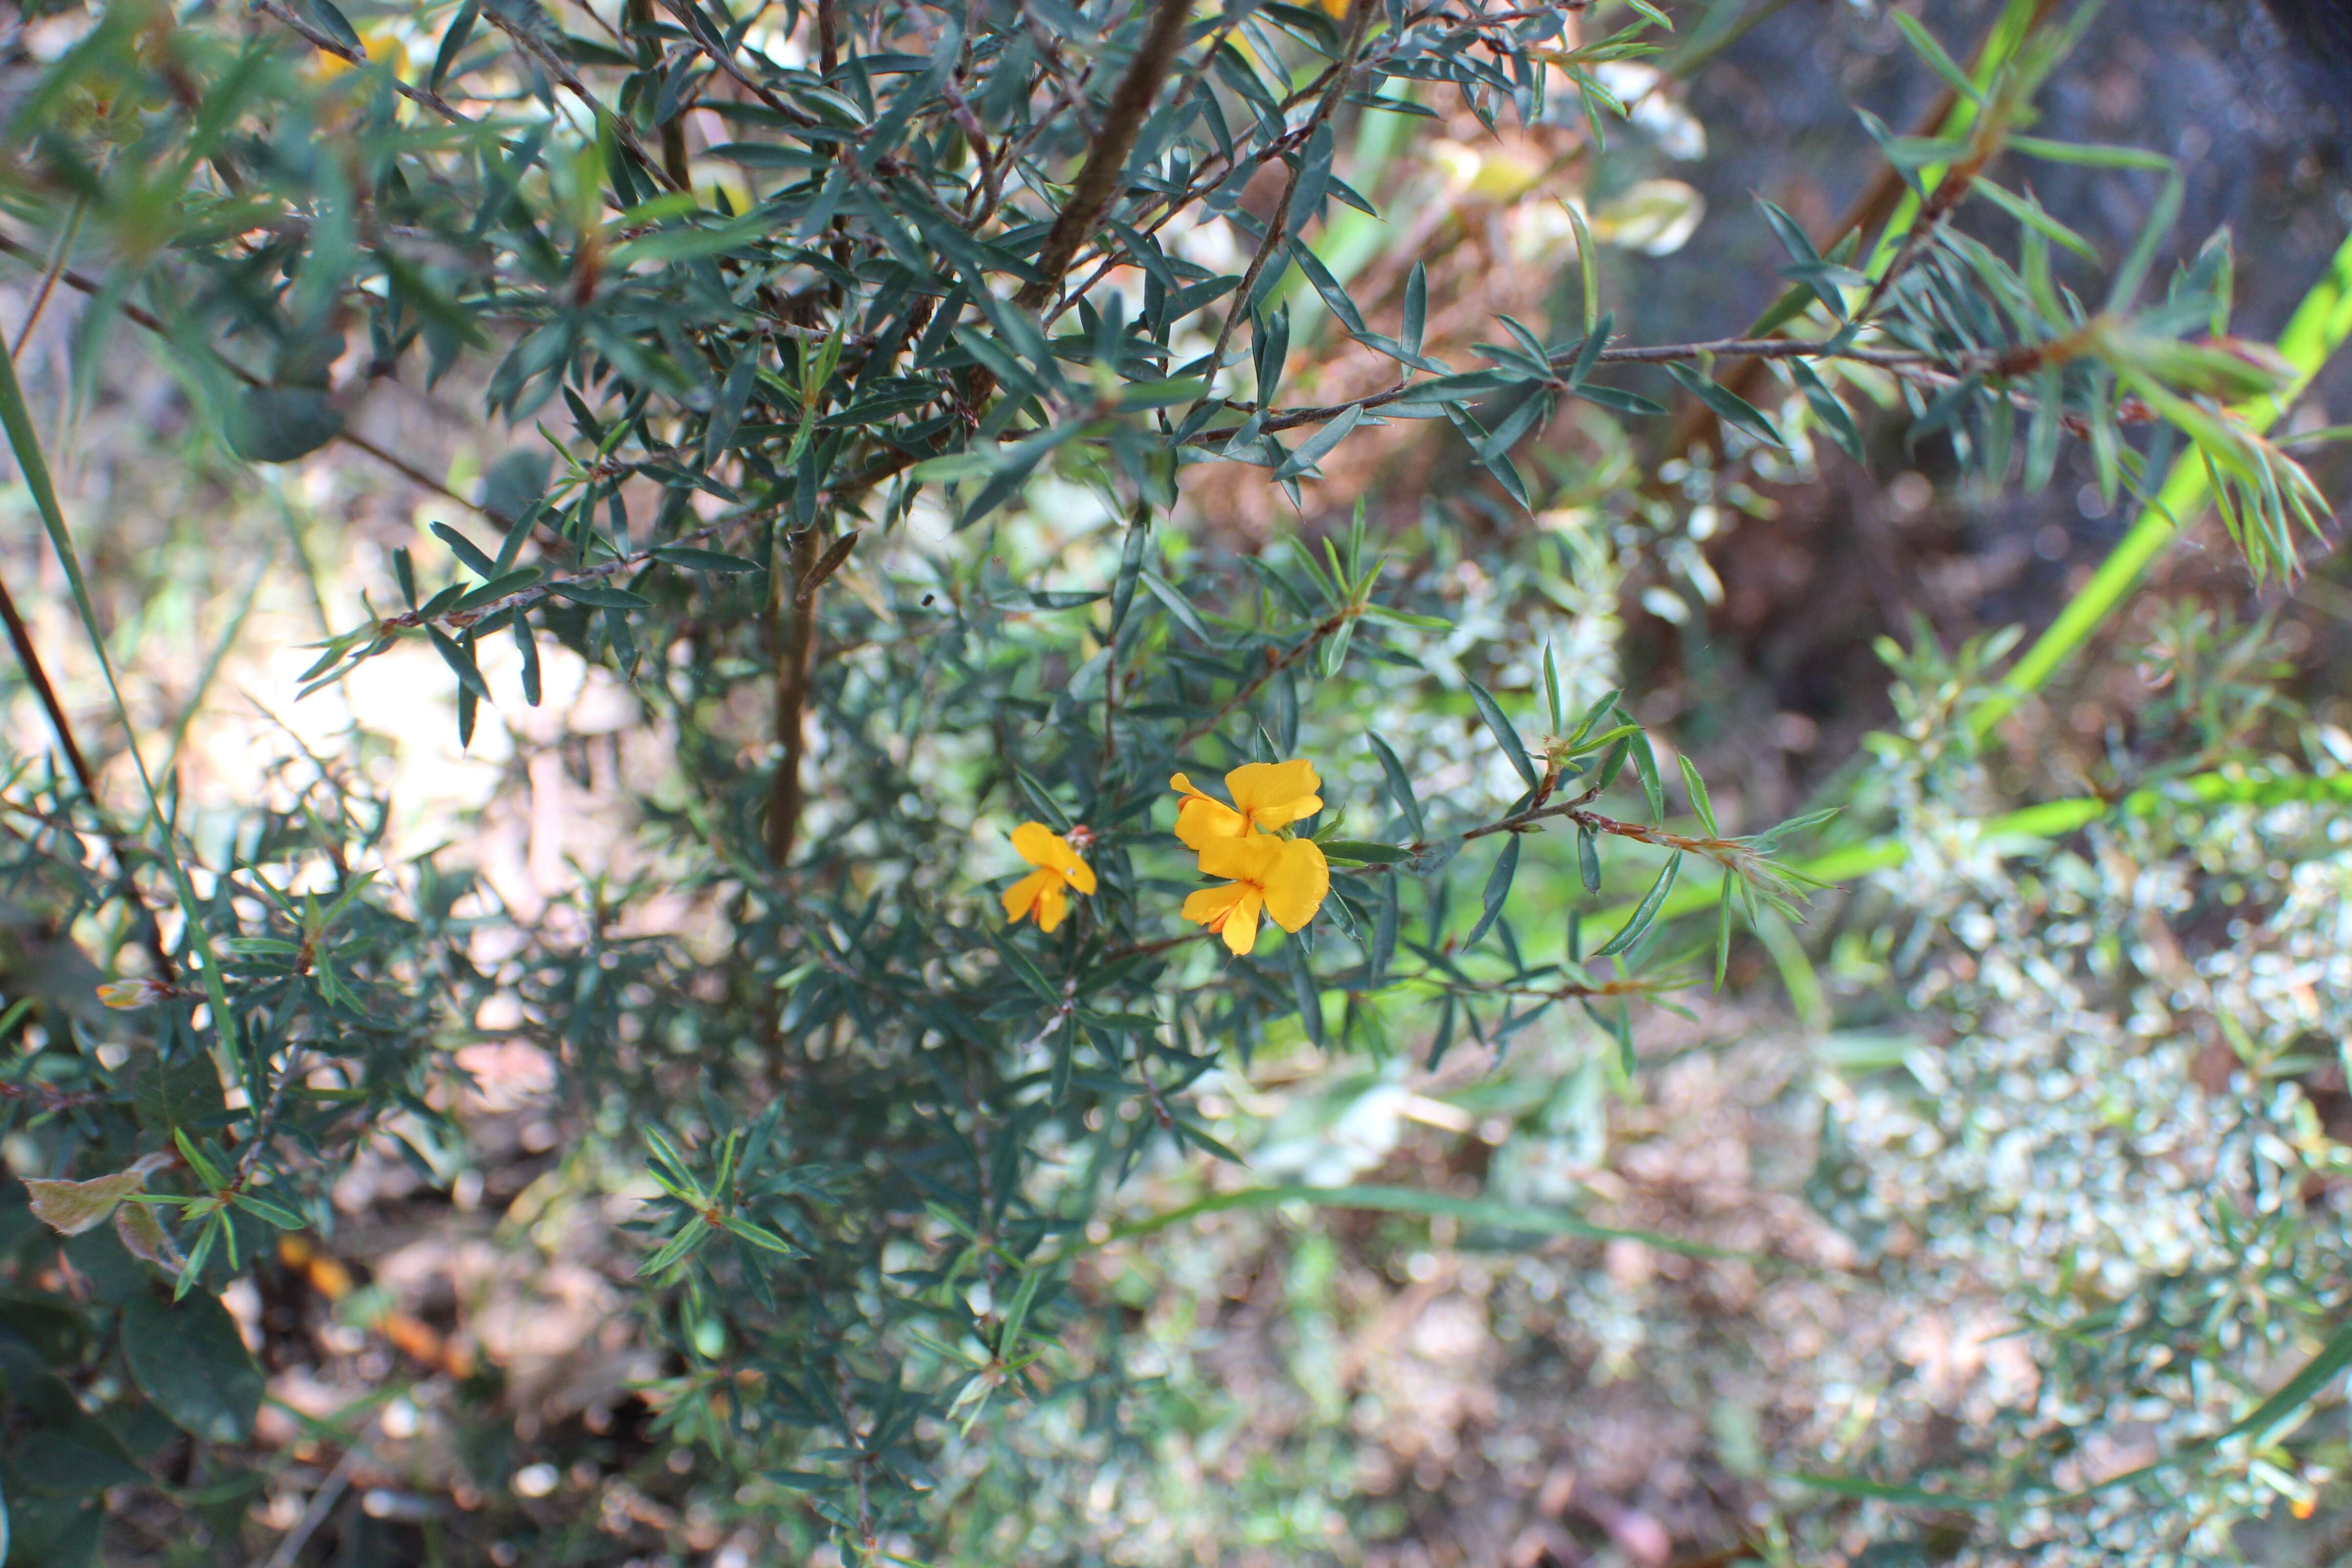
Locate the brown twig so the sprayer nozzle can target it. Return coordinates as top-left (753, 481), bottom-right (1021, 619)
top-left (1012, 0), bottom-right (1199, 313)
top-left (1211, 337), bottom-right (1938, 439)
top-left (10, 201), bottom-right (83, 359)
top-left (1177, 603), bottom-right (1363, 748)
top-left (1191, 0), bottom-right (1377, 398)
top-left (250, 0), bottom-right (480, 126)
top-left (765, 527), bottom-right (821, 868)
top-left (0, 232), bottom-right (517, 530)
top-left (0, 566), bottom-right (180, 982)
top-left (1660, 0), bottom-right (2060, 461)
top-left (628, 0), bottom-right (694, 190)
top-left (0, 569), bottom-right (99, 799)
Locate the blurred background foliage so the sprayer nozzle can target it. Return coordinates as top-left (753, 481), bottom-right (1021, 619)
top-left (0, 0), bottom-right (2348, 1562)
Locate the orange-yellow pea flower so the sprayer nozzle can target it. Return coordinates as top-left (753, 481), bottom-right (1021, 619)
top-left (1181, 832), bottom-right (1330, 956)
top-left (1169, 760), bottom-right (1324, 851)
top-left (1000, 822), bottom-right (1096, 933)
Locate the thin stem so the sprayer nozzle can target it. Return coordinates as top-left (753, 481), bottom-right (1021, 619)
top-left (252, 0), bottom-right (479, 125)
top-left (0, 232), bottom-right (527, 531)
top-left (1189, 1), bottom-right (1375, 403)
top-left (766, 527), bottom-right (821, 868)
top-left (1176, 603), bottom-right (1362, 748)
top-left (1012, 0), bottom-right (1198, 312)
top-left (0, 554), bottom-right (179, 982)
top-left (11, 200), bottom-right (84, 359)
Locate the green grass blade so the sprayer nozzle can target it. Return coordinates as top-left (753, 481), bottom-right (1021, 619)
top-left (0, 343), bottom-right (242, 1071)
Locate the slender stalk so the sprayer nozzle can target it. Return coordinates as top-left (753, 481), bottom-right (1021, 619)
top-left (1591, 765), bottom-right (2352, 931)
top-left (0, 337), bottom-right (234, 1061)
top-left (0, 565), bottom-right (179, 984)
top-left (1661, 0), bottom-right (2058, 460)
top-left (1972, 225), bottom-right (2352, 736)
top-left (0, 232), bottom-right (522, 530)
top-left (766, 528), bottom-right (821, 867)
top-left (629, 0), bottom-right (693, 190)
top-left (1012, 0), bottom-right (1197, 312)
top-left (0, 568), bottom-right (98, 797)
top-left (11, 200), bottom-right (84, 359)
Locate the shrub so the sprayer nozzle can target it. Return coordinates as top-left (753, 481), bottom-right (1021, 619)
top-left (0, 0), bottom-right (2339, 1560)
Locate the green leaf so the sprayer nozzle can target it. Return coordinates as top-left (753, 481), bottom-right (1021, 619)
top-left (171, 1129), bottom-right (222, 1192)
top-left (1140, 570), bottom-right (1213, 643)
top-left (1467, 680), bottom-right (1537, 788)
top-left (1665, 362), bottom-right (1784, 447)
top-left (426, 627), bottom-right (492, 701)
top-left (1972, 179), bottom-right (2101, 267)
top-left (1288, 240), bottom-right (1365, 337)
top-left (23, 1172), bottom-right (145, 1237)
top-left (1678, 755), bottom-right (1717, 836)
top-left (122, 1290), bottom-right (265, 1443)
top-left (1888, 11), bottom-right (1981, 103)
top-left (429, 0), bottom-right (478, 90)
top-left (1319, 840), bottom-right (1411, 866)
top-left (429, 521), bottom-right (499, 579)
top-left (1577, 823), bottom-right (1601, 893)
top-left (1271, 403), bottom-right (1364, 482)
top-left (14, 1417), bottom-right (145, 1495)
top-left (1463, 835), bottom-right (1520, 949)
top-left (1011, 766), bottom-right (1071, 831)
top-left (1789, 359), bottom-right (1864, 464)
top-left (1714, 874), bottom-right (1734, 988)
top-left (1361, 605), bottom-right (1455, 631)
top-left (721, 1215), bottom-right (799, 1256)
top-left (1564, 198), bottom-right (1599, 334)
top-left (988, 931), bottom-right (1061, 1003)
top-left (225, 386), bottom-right (345, 464)
top-left (996, 1264), bottom-right (1046, 1355)
top-left (1594, 853), bottom-right (1680, 957)
top-left (638, 1217), bottom-right (714, 1278)
top-left (453, 568), bottom-right (542, 611)
top-left (302, 0), bottom-right (364, 51)
top-left (2007, 134), bottom-right (2171, 171)
top-left (228, 1191), bottom-right (304, 1229)
top-left (510, 615), bottom-right (540, 707)
top-left (1368, 735), bottom-right (1423, 840)
top-left (550, 581), bottom-right (653, 610)
top-left (1625, 719), bottom-right (1666, 823)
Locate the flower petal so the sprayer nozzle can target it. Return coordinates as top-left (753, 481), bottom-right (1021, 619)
top-left (1001, 867), bottom-right (1055, 925)
top-left (1174, 796), bottom-right (1247, 850)
top-left (1196, 832), bottom-right (1283, 884)
top-left (1009, 820), bottom-right (1079, 872)
top-left (1033, 877), bottom-right (1070, 932)
top-left (1182, 881), bottom-right (1250, 928)
top-left (1225, 760), bottom-right (1321, 827)
top-left (1220, 889), bottom-right (1264, 955)
top-left (1263, 837), bottom-right (1331, 932)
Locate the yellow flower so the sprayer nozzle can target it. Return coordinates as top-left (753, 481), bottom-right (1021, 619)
top-left (1181, 832), bottom-right (1329, 956)
top-left (1000, 822), bottom-right (1096, 933)
top-left (1169, 761), bottom-right (1323, 851)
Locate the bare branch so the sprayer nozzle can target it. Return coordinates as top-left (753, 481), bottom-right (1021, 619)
top-left (1012, 0), bottom-right (1198, 313)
